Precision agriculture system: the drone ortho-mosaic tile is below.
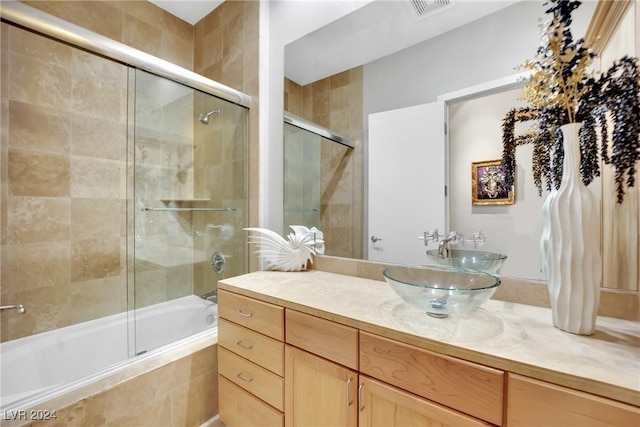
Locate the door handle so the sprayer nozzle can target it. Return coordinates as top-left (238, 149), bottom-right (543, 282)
top-left (370, 235), bottom-right (382, 243)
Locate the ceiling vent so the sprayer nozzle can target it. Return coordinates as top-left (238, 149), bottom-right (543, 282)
top-left (410, 0), bottom-right (451, 17)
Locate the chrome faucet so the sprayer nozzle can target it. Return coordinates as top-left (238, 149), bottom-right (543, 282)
top-left (1, 304), bottom-right (26, 314)
top-left (438, 231), bottom-right (464, 257)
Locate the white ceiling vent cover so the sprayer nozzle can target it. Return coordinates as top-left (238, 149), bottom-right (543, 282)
top-left (410, 0), bottom-right (451, 17)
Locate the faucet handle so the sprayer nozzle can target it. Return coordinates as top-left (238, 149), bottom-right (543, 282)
top-left (419, 229), bottom-right (440, 246)
top-left (448, 231), bottom-right (465, 246)
top-left (468, 231), bottom-right (488, 249)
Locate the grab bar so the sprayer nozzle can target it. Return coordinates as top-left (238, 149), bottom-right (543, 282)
top-left (1, 304), bottom-right (26, 314)
top-left (142, 207), bottom-right (236, 212)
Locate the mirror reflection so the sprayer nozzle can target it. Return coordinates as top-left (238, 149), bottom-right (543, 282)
top-left (283, 0), bottom-right (637, 290)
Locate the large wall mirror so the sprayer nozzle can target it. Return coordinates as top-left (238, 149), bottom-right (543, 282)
top-left (282, 0), bottom-right (638, 292)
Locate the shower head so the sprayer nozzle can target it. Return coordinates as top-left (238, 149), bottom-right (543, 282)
top-left (199, 109), bottom-right (220, 124)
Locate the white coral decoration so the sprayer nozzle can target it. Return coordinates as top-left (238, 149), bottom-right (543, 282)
top-left (244, 226), bottom-right (325, 272)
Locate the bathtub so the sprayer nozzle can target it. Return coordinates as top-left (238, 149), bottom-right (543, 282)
top-left (0, 295), bottom-right (218, 418)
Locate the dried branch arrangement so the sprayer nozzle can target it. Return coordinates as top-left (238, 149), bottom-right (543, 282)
top-left (501, 0), bottom-right (640, 203)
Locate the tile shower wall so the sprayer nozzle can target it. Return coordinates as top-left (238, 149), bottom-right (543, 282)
top-left (193, 0), bottom-right (260, 275)
top-left (23, 0), bottom-right (194, 70)
top-left (284, 67), bottom-right (364, 259)
top-left (1, 1), bottom-right (259, 341)
top-left (191, 98), bottom-right (248, 298)
top-left (1, 23), bottom-right (129, 341)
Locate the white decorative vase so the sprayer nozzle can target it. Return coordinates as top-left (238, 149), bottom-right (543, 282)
top-left (539, 188), bottom-right (557, 280)
top-left (545, 123), bottom-right (602, 335)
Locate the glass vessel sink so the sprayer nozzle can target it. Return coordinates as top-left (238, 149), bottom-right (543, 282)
top-left (426, 249), bottom-right (507, 274)
top-left (383, 265), bottom-right (500, 318)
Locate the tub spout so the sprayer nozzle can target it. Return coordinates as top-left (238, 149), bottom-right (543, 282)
top-left (201, 291), bottom-right (217, 303)
top-left (1, 304), bottom-right (26, 314)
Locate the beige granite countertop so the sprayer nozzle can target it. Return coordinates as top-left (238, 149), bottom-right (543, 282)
top-left (218, 270), bottom-right (640, 407)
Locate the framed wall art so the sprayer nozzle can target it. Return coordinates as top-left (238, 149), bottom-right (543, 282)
top-left (471, 159), bottom-right (515, 205)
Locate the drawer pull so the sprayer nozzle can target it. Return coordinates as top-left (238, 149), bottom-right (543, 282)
top-left (346, 377), bottom-right (354, 406)
top-left (358, 382), bottom-right (365, 411)
top-left (236, 310), bottom-right (253, 317)
top-left (236, 340), bottom-right (253, 350)
top-left (236, 373), bottom-right (254, 383)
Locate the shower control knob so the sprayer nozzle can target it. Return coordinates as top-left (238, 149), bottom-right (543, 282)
top-left (211, 251), bottom-right (226, 274)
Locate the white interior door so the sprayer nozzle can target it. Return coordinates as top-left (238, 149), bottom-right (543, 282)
top-left (368, 102), bottom-right (445, 265)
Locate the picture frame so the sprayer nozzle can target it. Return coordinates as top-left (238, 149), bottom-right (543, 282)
top-left (471, 159), bottom-right (515, 205)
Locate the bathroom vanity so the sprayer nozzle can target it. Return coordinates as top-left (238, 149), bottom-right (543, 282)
top-left (217, 270), bottom-right (640, 426)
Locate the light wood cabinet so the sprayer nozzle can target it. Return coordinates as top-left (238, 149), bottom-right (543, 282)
top-left (219, 376), bottom-right (284, 427)
top-left (218, 287), bottom-right (639, 427)
top-left (219, 318), bottom-right (284, 376)
top-left (219, 347), bottom-right (284, 411)
top-left (286, 308), bottom-right (358, 370)
top-left (218, 290), bottom-right (285, 427)
top-left (359, 376), bottom-right (493, 427)
top-left (285, 345), bottom-right (358, 427)
top-left (218, 289), bottom-right (284, 340)
top-left (507, 373), bottom-right (640, 427)
top-left (360, 331), bottom-right (504, 425)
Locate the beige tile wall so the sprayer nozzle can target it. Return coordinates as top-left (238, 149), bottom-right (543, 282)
top-left (284, 68), bottom-right (364, 259)
top-left (24, 0), bottom-right (194, 70)
top-left (2, 0), bottom-right (260, 338)
top-left (1, 23), bottom-right (129, 341)
top-left (194, 0), bottom-right (260, 272)
top-left (192, 95), bottom-right (249, 298)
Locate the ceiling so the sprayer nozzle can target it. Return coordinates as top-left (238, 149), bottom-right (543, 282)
top-left (148, 0), bottom-right (223, 25)
top-left (149, 0), bottom-right (521, 85)
top-left (283, 0), bottom-right (521, 85)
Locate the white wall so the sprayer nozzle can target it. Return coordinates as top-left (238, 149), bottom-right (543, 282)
top-left (448, 88), bottom-right (544, 279)
top-left (264, 0), bottom-right (596, 249)
top-left (362, 1), bottom-right (596, 115)
top-left (358, 0), bottom-right (595, 269)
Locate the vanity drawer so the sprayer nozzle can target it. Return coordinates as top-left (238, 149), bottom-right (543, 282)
top-left (219, 375), bottom-right (284, 427)
top-left (219, 347), bottom-right (284, 411)
top-left (218, 289), bottom-right (284, 340)
top-left (219, 318), bottom-right (284, 376)
top-left (507, 373), bottom-right (640, 427)
top-left (359, 332), bottom-right (504, 425)
top-left (285, 309), bottom-right (358, 370)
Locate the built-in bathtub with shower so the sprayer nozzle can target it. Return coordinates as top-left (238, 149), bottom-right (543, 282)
top-left (0, 3), bottom-right (250, 425)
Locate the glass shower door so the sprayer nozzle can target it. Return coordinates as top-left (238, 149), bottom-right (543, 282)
top-left (131, 69), bottom-right (248, 355)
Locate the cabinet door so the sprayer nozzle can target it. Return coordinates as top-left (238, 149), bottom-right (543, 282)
top-left (285, 345), bottom-right (358, 427)
top-left (358, 376), bottom-right (492, 427)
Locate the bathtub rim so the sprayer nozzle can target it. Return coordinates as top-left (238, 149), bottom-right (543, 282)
top-left (0, 326), bottom-right (218, 418)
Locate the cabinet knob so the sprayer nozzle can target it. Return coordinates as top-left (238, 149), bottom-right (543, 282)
top-left (346, 377), bottom-right (354, 406)
top-left (358, 383), bottom-right (365, 412)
